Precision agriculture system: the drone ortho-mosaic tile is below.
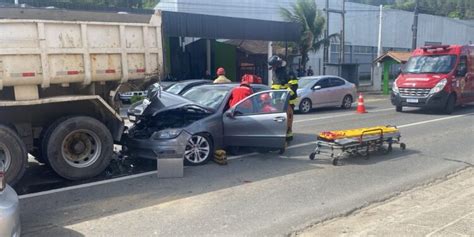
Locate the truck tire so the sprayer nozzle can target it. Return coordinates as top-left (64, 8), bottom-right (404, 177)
top-left (0, 125), bottom-right (27, 185)
top-left (39, 116), bottom-right (71, 166)
top-left (45, 116), bottom-right (113, 180)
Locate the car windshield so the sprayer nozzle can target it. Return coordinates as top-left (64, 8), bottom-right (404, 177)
top-left (298, 79), bottom-right (317, 88)
top-left (403, 55), bottom-right (457, 74)
top-left (182, 87), bottom-right (229, 110)
top-left (165, 83), bottom-right (186, 94)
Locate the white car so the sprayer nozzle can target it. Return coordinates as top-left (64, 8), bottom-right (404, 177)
top-left (296, 76), bottom-right (357, 114)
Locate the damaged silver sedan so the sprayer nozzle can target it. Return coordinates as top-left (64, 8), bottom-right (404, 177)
top-left (123, 84), bottom-right (290, 165)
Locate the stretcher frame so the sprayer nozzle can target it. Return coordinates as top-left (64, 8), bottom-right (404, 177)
top-left (309, 126), bottom-right (406, 166)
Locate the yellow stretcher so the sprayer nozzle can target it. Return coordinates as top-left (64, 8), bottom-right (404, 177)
top-left (309, 125), bottom-right (406, 166)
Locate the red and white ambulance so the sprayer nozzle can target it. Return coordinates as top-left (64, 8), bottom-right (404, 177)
top-left (391, 45), bottom-right (474, 114)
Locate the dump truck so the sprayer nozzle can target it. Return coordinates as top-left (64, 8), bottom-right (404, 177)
top-left (0, 11), bottom-right (164, 185)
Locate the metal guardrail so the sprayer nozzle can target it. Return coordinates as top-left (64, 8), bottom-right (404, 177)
top-left (0, 0), bottom-right (154, 14)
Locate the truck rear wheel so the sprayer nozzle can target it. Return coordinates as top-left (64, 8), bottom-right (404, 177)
top-left (0, 125), bottom-right (27, 185)
top-left (45, 116), bottom-right (113, 180)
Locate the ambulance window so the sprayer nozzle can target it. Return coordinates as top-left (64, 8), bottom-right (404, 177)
top-left (459, 56), bottom-right (467, 68)
top-left (458, 56), bottom-right (467, 75)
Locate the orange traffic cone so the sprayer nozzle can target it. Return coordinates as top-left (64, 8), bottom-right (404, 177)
top-left (356, 93), bottom-right (367, 114)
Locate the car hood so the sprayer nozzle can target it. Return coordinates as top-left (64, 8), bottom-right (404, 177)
top-left (396, 73), bottom-right (449, 88)
top-left (128, 91), bottom-right (209, 117)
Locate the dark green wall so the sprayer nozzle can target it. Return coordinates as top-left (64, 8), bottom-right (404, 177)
top-left (214, 42), bottom-right (237, 81)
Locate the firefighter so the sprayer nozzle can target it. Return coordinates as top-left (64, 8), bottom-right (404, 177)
top-left (268, 55), bottom-right (297, 141)
top-left (213, 67), bottom-right (232, 84)
top-left (228, 80), bottom-right (253, 108)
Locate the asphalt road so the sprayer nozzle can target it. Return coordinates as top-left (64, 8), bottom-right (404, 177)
top-left (19, 98), bottom-right (474, 236)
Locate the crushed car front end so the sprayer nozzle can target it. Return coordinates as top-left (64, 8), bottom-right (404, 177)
top-left (122, 91), bottom-right (214, 160)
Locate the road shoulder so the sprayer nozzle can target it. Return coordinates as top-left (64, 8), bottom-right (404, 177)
top-left (297, 167), bottom-right (474, 237)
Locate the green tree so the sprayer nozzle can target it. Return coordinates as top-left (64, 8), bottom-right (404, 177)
top-left (280, 0), bottom-right (339, 70)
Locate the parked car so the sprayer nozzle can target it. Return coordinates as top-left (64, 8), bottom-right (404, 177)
top-left (0, 161), bottom-right (21, 237)
top-left (123, 84), bottom-right (289, 165)
top-left (295, 76), bottom-right (357, 113)
top-left (164, 79), bottom-right (212, 95)
top-left (119, 81), bottom-right (177, 104)
top-left (119, 90), bottom-right (148, 104)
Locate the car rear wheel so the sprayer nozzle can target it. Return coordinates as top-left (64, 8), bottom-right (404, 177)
top-left (184, 134), bottom-right (213, 166)
top-left (341, 95), bottom-right (353, 109)
top-left (299, 98), bottom-right (312, 114)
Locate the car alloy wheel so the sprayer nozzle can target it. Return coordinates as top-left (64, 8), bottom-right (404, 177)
top-left (184, 134), bottom-right (211, 165)
top-left (342, 95), bottom-right (353, 109)
top-left (299, 99), bottom-right (312, 114)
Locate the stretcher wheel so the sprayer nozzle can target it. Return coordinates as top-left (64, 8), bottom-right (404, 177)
top-left (400, 143), bottom-right (406, 150)
top-left (309, 152), bottom-right (316, 160)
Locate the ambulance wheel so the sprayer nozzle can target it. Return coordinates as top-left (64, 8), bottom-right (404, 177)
top-left (443, 94), bottom-right (456, 115)
top-left (396, 106), bottom-right (403, 112)
top-left (400, 143), bottom-right (406, 150)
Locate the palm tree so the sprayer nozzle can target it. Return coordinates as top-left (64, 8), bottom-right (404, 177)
top-left (280, 0), bottom-right (339, 70)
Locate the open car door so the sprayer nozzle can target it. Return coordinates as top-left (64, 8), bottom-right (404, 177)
top-left (223, 90), bottom-right (289, 149)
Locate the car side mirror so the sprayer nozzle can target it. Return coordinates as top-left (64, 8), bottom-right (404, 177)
top-left (456, 67), bottom-right (467, 77)
top-left (312, 85), bottom-right (322, 90)
top-left (225, 110), bottom-right (235, 118)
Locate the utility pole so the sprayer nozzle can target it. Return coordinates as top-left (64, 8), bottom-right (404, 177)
top-left (323, 0), bottom-right (330, 75)
top-left (377, 5), bottom-right (383, 58)
top-left (411, 0), bottom-right (420, 50)
top-left (340, 0), bottom-right (345, 65)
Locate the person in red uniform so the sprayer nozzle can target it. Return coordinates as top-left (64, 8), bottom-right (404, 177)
top-left (260, 93), bottom-right (277, 113)
top-left (228, 81), bottom-right (253, 108)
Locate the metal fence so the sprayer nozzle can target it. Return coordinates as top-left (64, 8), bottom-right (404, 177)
top-left (0, 0), bottom-right (154, 14)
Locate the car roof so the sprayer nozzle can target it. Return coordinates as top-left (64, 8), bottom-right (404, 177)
top-left (172, 79), bottom-right (211, 85)
top-left (299, 75), bottom-right (347, 81)
top-left (192, 83), bottom-right (269, 90)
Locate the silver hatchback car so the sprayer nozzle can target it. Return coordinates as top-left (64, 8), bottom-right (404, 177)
top-left (296, 76), bottom-right (357, 113)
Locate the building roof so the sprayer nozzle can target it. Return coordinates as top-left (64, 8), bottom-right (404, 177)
top-left (374, 51), bottom-right (412, 64)
top-left (161, 11), bottom-right (301, 42)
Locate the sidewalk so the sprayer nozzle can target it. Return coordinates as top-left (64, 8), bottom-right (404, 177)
top-left (298, 168), bottom-right (474, 237)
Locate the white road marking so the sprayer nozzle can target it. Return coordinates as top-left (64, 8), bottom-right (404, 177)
top-left (294, 108), bottom-right (394, 124)
top-left (19, 112), bottom-right (472, 199)
top-left (19, 171), bottom-right (156, 199)
top-left (227, 152), bottom-right (259, 160)
top-left (397, 114), bottom-right (471, 128)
